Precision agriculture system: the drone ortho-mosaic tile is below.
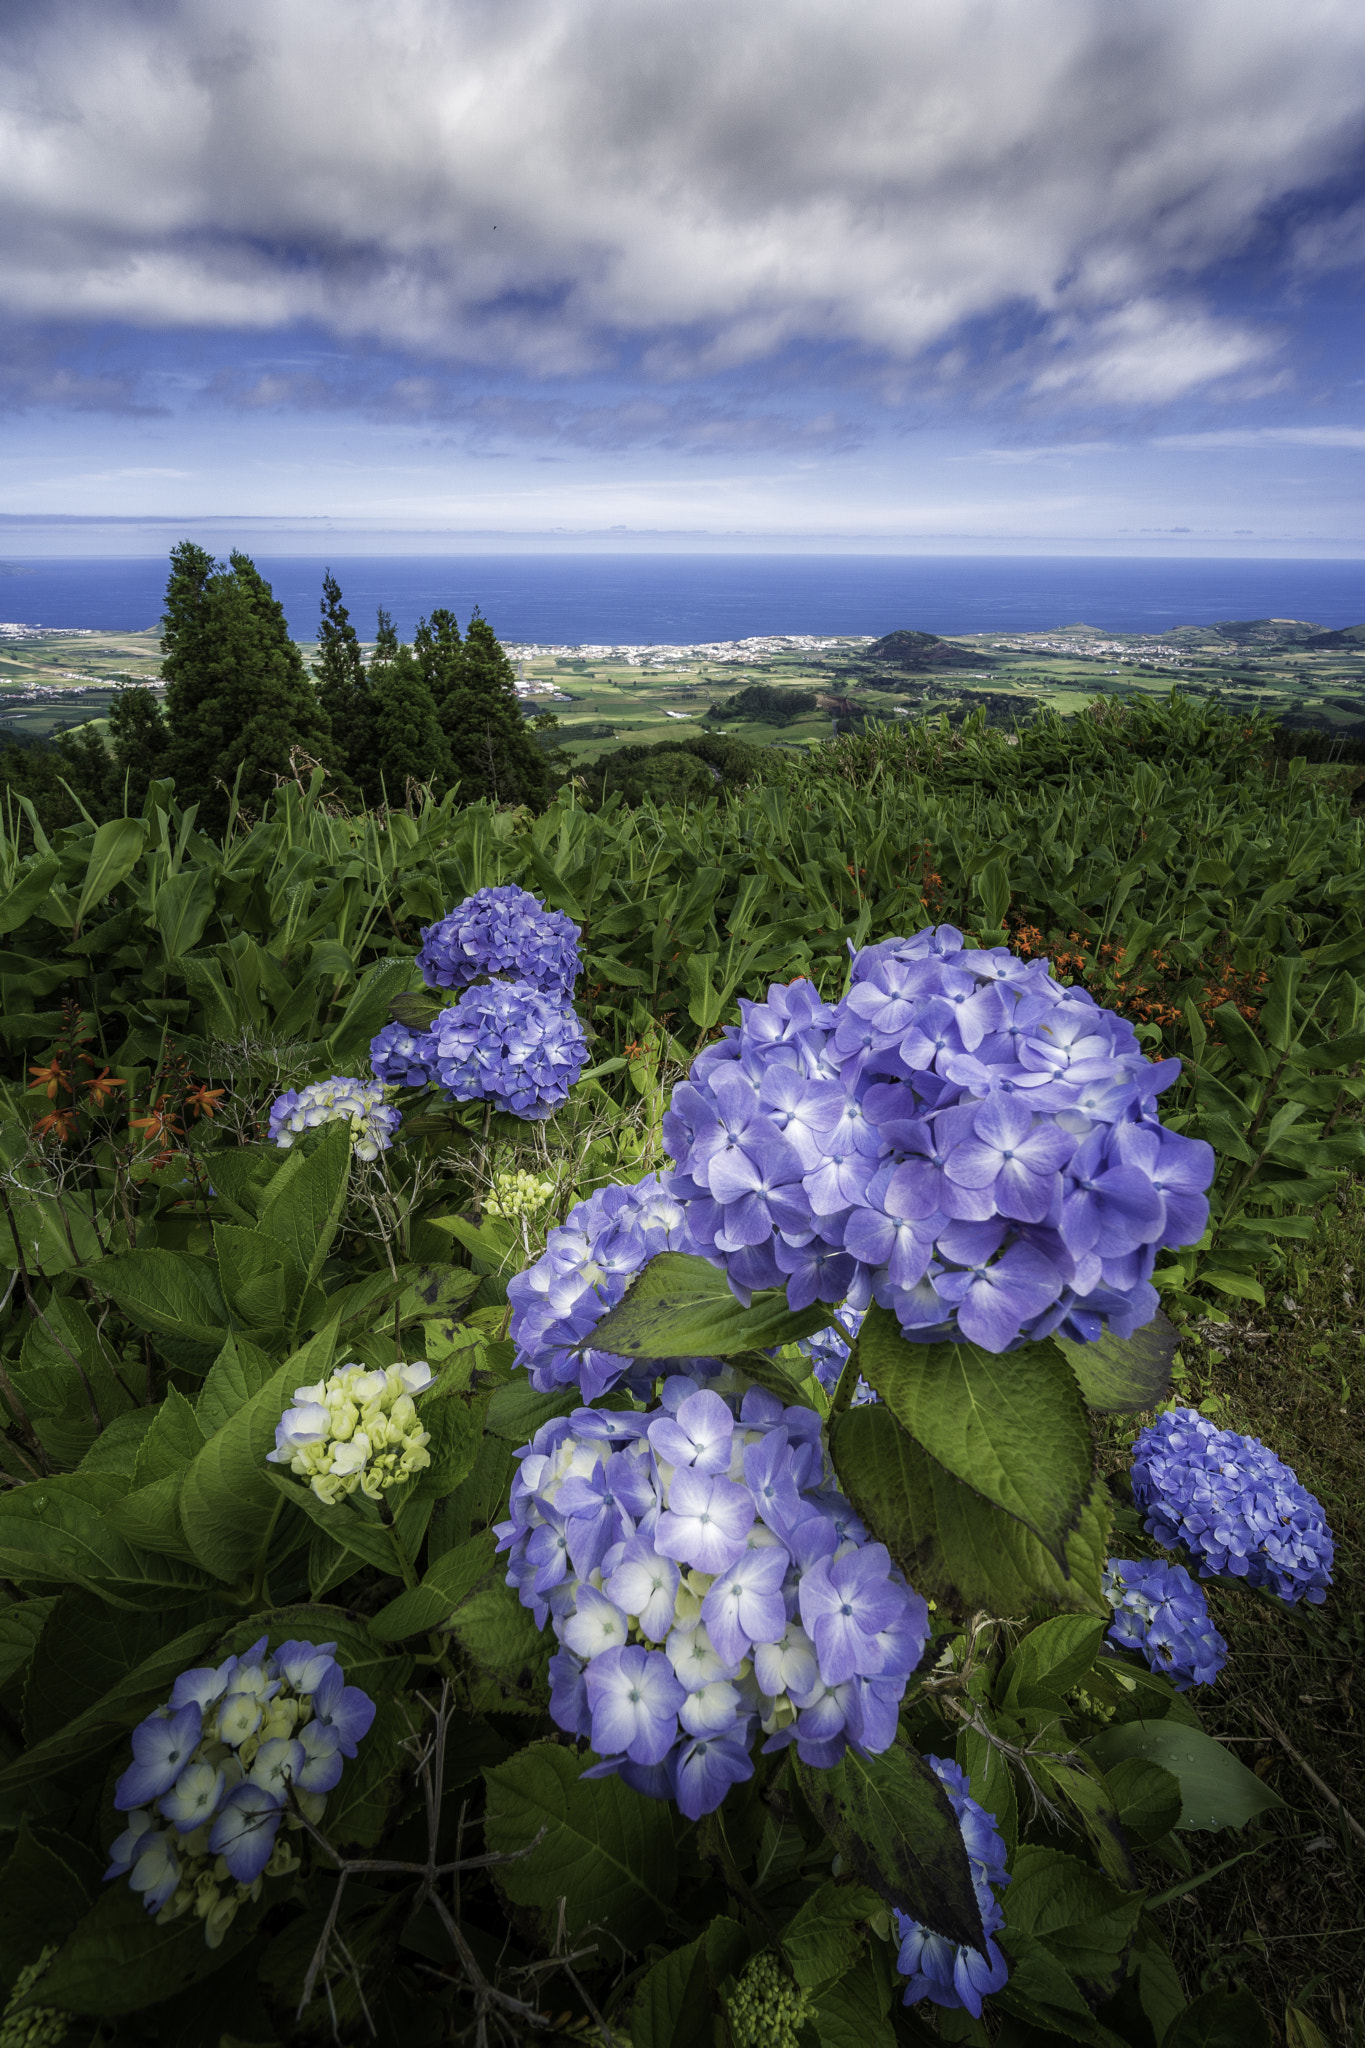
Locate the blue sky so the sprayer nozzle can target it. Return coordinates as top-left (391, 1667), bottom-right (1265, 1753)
top-left (1, 0), bottom-right (1363, 553)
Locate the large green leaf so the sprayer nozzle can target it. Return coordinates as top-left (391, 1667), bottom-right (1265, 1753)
top-left (19, 1869), bottom-right (269, 2017)
top-left (793, 1743), bottom-right (983, 1952)
top-left (630, 1920), bottom-right (751, 2048)
top-left (1053, 1313), bottom-right (1178, 1414)
top-left (809, 1949), bottom-right (899, 2048)
top-left (261, 1466), bottom-right (404, 1575)
top-left (0, 1821), bottom-right (100, 1994)
top-left (590, 1250), bottom-right (834, 1358)
top-left (781, 1879), bottom-right (882, 1989)
top-left (0, 853), bottom-right (60, 935)
top-left (0, 1473), bottom-right (214, 1607)
top-left (74, 816), bottom-right (147, 932)
top-left (1164, 1988), bottom-right (1273, 2048)
top-left (255, 1119), bottom-right (353, 1294)
top-left (1000, 1844), bottom-right (1144, 2010)
top-left (1000, 1615), bottom-right (1107, 1708)
top-left (1084, 1722), bottom-right (1286, 1832)
top-left (831, 1403), bottom-right (1110, 1613)
top-left (213, 1223), bottom-right (306, 1334)
top-left (368, 1529), bottom-right (498, 1639)
top-left (858, 1307), bottom-right (1094, 1564)
top-left (89, 1249), bottom-right (231, 1346)
top-left (483, 1739), bottom-right (679, 1947)
top-left (193, 1331), bottom-right (279, 1435)
top-left (149, 865), bottom-right (217, 959)
top-left (0, 1598), bottom-right (54, 1692)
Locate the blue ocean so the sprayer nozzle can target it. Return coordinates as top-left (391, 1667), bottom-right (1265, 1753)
top-left (0, 552), bottom-right (1360, 644)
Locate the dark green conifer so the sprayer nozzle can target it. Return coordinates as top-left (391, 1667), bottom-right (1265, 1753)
top-left (160, 543), bottom-right (337, 825)
top-left (414, 607), bottom-right (463, 714)
top-left (107, 685), bottom-right (168, 811)
top-left (371, 643), bottom-right (453, 803)
top-left (313, 570), bottom-right (375, 803)
top-left (444, 609), bottom-right (554, 807)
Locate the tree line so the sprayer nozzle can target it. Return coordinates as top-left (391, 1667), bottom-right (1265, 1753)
top-left (0, 544), bottom-right (558, 831)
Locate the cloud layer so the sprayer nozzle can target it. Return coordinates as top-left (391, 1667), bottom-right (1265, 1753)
top-left (2, 0), bottom-right (1363, 408)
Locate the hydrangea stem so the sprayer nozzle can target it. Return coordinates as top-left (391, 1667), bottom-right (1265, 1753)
top-left (378, 1496), bottom-right (419, 1591)
top-left (828, 1338), bottom-right (862, 1419)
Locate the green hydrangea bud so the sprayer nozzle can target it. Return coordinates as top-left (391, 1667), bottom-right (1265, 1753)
top-left (726, 1951), bottom-right (812, 2048)
top-left (0, 1947), bottom-right (70, 2048)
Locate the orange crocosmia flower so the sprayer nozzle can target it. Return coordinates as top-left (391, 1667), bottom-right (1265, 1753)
top-left (82, 1068), bottom-right (126, 1108)
top-left (28, 1057), bottom-right (70, 1101)
top-left (33, 1109), bottom-right (78, 1142)
top-left (183, 1084), bottom-right (225, 1120)
top-left (131, 1104), bottom-right (183, 1143)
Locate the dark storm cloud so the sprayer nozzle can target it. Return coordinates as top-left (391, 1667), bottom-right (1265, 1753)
top-left (0, 0), bottom-right (1362, 406)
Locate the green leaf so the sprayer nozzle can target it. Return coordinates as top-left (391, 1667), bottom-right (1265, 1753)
top-left (1163, 1988), bottom-right (1273, 2048)
top-left (1199, 1270), bottom-right (1266, 1305)
top-left (831, 1404), bottom-right (1110, 1613)
top-left (256, 1117), bottom-right (352, 1294)
top-left (20, 1591), bottom-right (181, 1744)
top-left (810, 1948), bottom-right (897, 2048)
top-left (631, 1919), bottom-right (750, 2048)
top-left (782, 1879), bottom-right (882, 1989)
top-left (395, 1263), bottom-right (484, 1323)
top-left (0, 1821), bottom-right (100, 1993)
top-left (412, 1388), bottom-right (481, 1498)
top-left (1104, 1756), bottom-right (1183, 1847)
top-left (1084, 1723), bottom-right (1286, 1832)
top-left (0, 853), bottom-right (60, 935)
top-left (213, 1223), bottom-right (306, 1333)
top-left (447, 1570), bottom-right (551, 1709)
top-left (89, 1249), bottom-right (231, 1345)
top-left (0, 1597), bottom-right (54, 1691)
top-left (1001, 1844), bottom-right (1143, 2008)
top-left (261, 1467), bottom-right (403, 1575)
top-left (149, 865), bottom-right (217, 958)
top-left (1031, 1752), bottom-right (1139, 1890)
top-left (0, 1614), bottom-right (228, 1797)
top-left (793, 1742), bottom-right (984, 1952)
top-left (590, 1250), bottom-right (834, 1359)
top-left (483, 1739), bottom-right (679, 1946)
top-left (858, 1308), bottom-right (1094, 1565)
top-left (368, 1529), bottom-right (497, 1639)
top-left (485, 1376), bottom-right (577, 1443)
top-left (74, 817), bottom-right (147, 932)
top-left (1054, 1313), bottom-right (1178, 1414)
top-left (322, 1690), bottom-right (410, 1849)
top-left (132, 1386), bottom-right (206, 1486)
top-left (0, 1472), bottom-right (213, 1607)
top-left (1208, 1004), bottom-right (1271, 1077)
top-left (193, 1331), bottom-right (279, 1436)
top-left (21, 1867), bottom-right (269, 2017)
top-left (1001, 1615), bottom-right (1107, 1708)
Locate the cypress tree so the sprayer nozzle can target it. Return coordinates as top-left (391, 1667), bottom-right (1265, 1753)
top-left (313, 570), bottom-right (375, 803)
top-left (371, 642), bottom-right (454, 803)
top-left (107, 685), bottom-right (168, 811)
top-left (414, 606), bottom-right (463, 713)
top-left (160, 544), bottom-right (337, 825)
top-left (444, 609), bottom-right (554, 808)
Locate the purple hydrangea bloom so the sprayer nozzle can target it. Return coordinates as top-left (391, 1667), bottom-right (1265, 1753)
top-left (430, 979), bottom-right (588, 1119)
top-left (417, 883), bottom-right (581, 995)
top-left (1131, 1408), bottom-right (1334, 1605)
top-left (894, 1755), bottom-right (1010, 2019)
top-left (662, 926), bottom-right (1213, 1353)
top-left (508, 1171), bottom-right (714, 1400)
top-left (495, 1375), bottom-right (930, 1816)
top-left (1102, 1557), bottom-right (1228, 1690)
top-left (267, 1076), bottom-right (401, 1161)
top-left (368, 1021), bottom-right (441, 1090)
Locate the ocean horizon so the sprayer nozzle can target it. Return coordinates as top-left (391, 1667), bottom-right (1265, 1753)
top-left (0, 551), bottom-right (1361, 646)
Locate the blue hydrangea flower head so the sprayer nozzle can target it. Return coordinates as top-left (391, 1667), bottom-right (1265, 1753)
top-left (106, 1640), bottom-right (375, 1947)
top-left (417, 883), bottom-right (581, 995)
top-left (429, 979), bottom-right (588, 1119)
top-left (1102, 1556), bottom-right (1228, 1689)
top-left (508, 1171), bottom-right (710, 1400)
top-left (496, 1374), bottom-right (931, 1814)
top-left (1131, 1407), bottom-right (1334, 1605)
top-left (661, 927), bottom-right (1214, 1353)
top-left (368, 1021), bottom-right (441, 1090)
top-left (267, 1076), bottom-right (400, 1161)
top-left (894, 1754), bottom-right (1010, 2018)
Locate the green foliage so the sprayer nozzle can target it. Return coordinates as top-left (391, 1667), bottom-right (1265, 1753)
top-left (444, 609), bottom-right (554, 808)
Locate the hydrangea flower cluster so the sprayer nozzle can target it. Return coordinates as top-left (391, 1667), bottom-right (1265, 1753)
top-left (1102, 1557), bottom-right (1227, 1691)
top-left (416, 883), bottom-right (581, 995)
top-left (894, 1755), bottom-right (1010, 2018)
top-left (662, 926), bottom-right (1213, 1351)
top-left (429, 981), bottom-right (588, 1120)
top-left (485, 1165), bottom-right (559, 1222)
top-left (104, 1639), bottom-right (375, 1948)
top-left (268, 1361), bottom-right (434, 1505)
top-left (509, 1172), bottom-right (710, 1400)
top-left (495, 1375), bottom-right (930, 1819)
top-left (368, 1021), bottom-right (441, 1091)
top-left (1131, 1408), bottom-right (1334, 1605)
top-left (267, 1076), bottom-right (400, 1162)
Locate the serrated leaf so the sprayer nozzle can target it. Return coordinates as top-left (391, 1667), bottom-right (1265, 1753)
top-left (1001, 1845), bottom-right (1143, 2009)
top-left (0, 1597), bottom-right (55, 1692)
top-left (261, 1466), bottom-right (404, 1575)
top-left (193, 1331), bottom-right (278, 1436)
top-left (213, 1222), bottom-right (305, 1334)
top-left (0, 1473), bottom-right (214, 1607)
top-left (0, 1820), bottom-right (100, 1991)
top-left (132, 1387), bottom-right (206, 1486)
top-left (858, 1308), bottom-right (1093, 1564)
top-left (1084, 1722), bottom-right (1286, 1832)
top-left (794, 1743), bottom-right (983, 1953)
top-left (447, 1572), bottom-right (551, 1708)
top-left (591, 1250), bottom-right (834, 1358)
top-left (1001, 1615), bottom-right (1107, 1708)
top-left (810, 1948), bottom-right (897, 2048)
top-left (89, 1249), bottom-right (231, 1346)
top-left (831, 1404), bottom-right (1110, 1613)
top-left (483, 1739), bottom-right (679, 1947)
top-left (20, 1868), bottom-right (269, 2017)
top-left (1054, 1313), bottom-right (1178, 1415)
top-left (368, 1529), bottom-right (498, 1639)
top-left (782, 1879), bottom-right (881, 1989)
top-left (631, 1918), bottom-right (749, 2048)
top-left (253, 1118), bottom-right (351, 1296)
top-left (485, 1376), bottom-right (578, 1443)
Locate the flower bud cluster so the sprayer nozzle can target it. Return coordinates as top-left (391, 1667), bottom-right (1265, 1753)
top-left (430, 981), bottom-right (588, 1120)
top-left (894, 1755), bottom-right (1010, 2018)
top-left (0, 1948), bottom-right (67, 2048)
top-left (416, 883), bottom-right (581, 996)
top-left (509, 1172), bottom-right (713, 1401)
top-left (663, 927), bottom-right (1212, 1352)
top-left (1130, 1407), bottom-right (1334, 1605)
top-left (485, 1165), bottom-right (559, 1222)
top-left (495, 1375), bottom-right (929, 1819)
top-left (1102, 1557), bottom-right (1227, 1691)
top-left (368, 1021), bottom-right (442, 1091)
top-left (726, 1951), bottom-right (813, 2048)
top-left (268, 1361), bottom-right (434, 1505)
top-left (104, 1639), bottom-right (375, 1948)
top-left (267, 1076), bottom-right (401, 1162)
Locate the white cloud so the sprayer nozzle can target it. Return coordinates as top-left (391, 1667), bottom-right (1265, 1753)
top-left (0, 0), bottom-right (1362, 407)
top-left (1155, 426), bottom-right (1365, 449)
